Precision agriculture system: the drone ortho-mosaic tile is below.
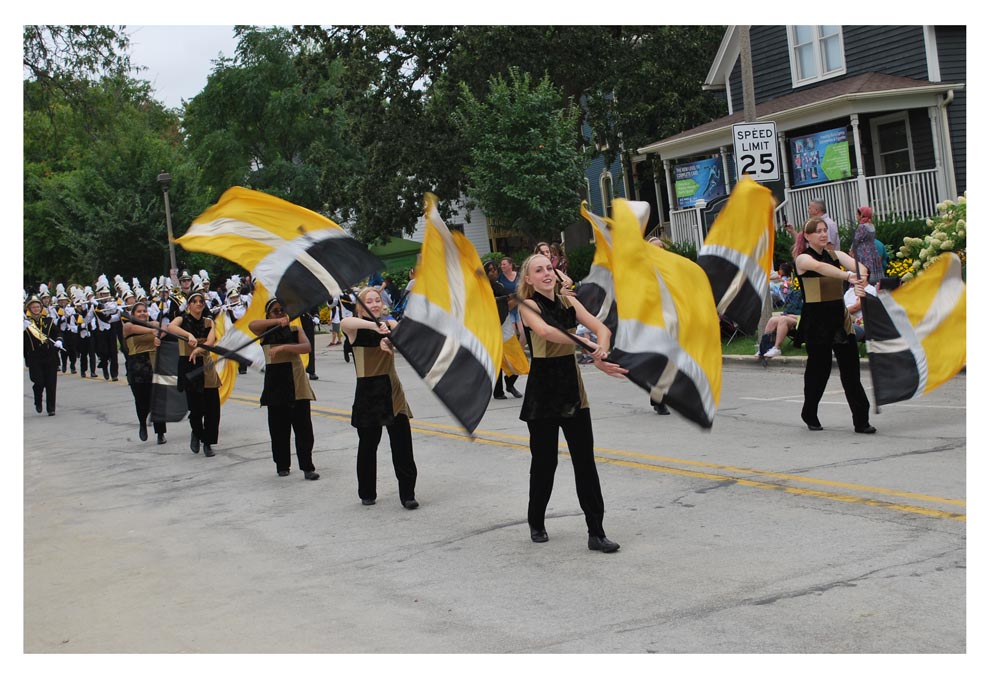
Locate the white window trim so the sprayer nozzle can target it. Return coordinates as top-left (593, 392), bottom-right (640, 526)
top-left (600, 170), bottom-right (615, 217)
top-left (870, 111), bottom-right (916, 175)
top-left (787, 26), bottom-right (847, 88)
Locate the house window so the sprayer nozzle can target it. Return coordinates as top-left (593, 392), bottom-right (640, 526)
top-left (600, 171), bottom-right (614, 217)
top-left (870, 113), bottom-right (915, 175)
top-left (788, 26), bottom-right (846, 86)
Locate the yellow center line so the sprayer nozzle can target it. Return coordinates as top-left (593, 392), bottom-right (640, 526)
top-left (225, 395), bottom-right (965, 521)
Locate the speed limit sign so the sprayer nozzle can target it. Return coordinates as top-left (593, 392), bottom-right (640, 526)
top-left (732, 121), bottom-right (780, 182)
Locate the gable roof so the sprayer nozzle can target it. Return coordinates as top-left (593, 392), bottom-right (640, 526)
top-left (638, 72), bottom-right (963, 159)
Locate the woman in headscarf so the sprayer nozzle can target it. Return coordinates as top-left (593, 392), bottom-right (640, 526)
top-left (849, 205), bottom-right (883, 284)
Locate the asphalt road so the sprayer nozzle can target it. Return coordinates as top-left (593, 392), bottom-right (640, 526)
top-left (22, 340), bottom-right (966, 655)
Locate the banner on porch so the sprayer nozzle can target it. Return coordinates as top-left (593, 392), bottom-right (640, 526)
top-left (790, 127), bottom-right (852, 187)
top-left (674, 156), bottom-right (726, 208)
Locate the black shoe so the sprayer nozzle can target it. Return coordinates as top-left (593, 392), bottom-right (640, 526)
top-left (855, 425), bottom-right (877, 434)
top-left (530, 529), bottom-right (549, 543)
top-left (157, 433), bottom-right (166, 445)
top-left (802, 414), bottom-right (823, 431)
top-left (277, 470), bottom-right (290, 477)
top-left (190, 433), bottom-right (200, 454)
top-left (403, 499), bottom-right (419, 510)
top-left (35, 403), bottom-right (42, 414)
top-left (361, 498), bottom-right (376, 506)
top-left (304, 471), bottom-right (320, 480)
top-left (507, 386), bottom-right (523, 398)
top-left (47, 411), bottom-right (55, 417)
top-left (588, 535), bottom-right (620, 553)
top-left (138, 422), bottom-right (148, 441)
top-left (493, 392), bottom-right (507, 400)
top-left (203, 444), bottom-right (215, 457)
top-left (111, 377), bottom-right (119, 382)
top-left (309, 374), bottom-right (319, 381)
top-left (70, 368), bottom-right (76, 374)
top-left (653, 403), bottom-right (670, 415)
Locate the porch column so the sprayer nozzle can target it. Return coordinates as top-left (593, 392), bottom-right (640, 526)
top-left (663, 159), bottom-right (676, 223)
top-left (928, 104), bottom-right (948, 198)
top-left (719, 146), bottom-right (732, 195)
top-left (651, 159), bottom-right (667, 239)
top-left (850, 113), bottom-right (869, 206)
top-left (778, 132), bottom-right (791, 191)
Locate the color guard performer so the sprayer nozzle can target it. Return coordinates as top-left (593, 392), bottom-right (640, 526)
top-left (169, 285), bottom-right (222, 457)
top-left (123, 299), bottom-right (168, 444)
top-left (516, 253), bottom-right (627, 553)
top-left (340, 287), bottom-right (419, 509)
top-left (248, 298), bottom-right (320, 480)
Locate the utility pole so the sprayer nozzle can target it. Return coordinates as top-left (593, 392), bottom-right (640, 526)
top-left (740, 26), bottom-right (774, 340)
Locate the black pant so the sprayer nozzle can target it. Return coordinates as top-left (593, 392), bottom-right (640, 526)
top-left (526, 408), bottom-right (605, 537)
top-left (356, 414), bottom-right (417, 503)
top-left (95, 328), bottom-right (118, 379)
top-left (129, 382), bottom-right (166, 434)
top-left (186, 388), bottom-right (221, 445)
top-left (300, 314), bottom-right (316, 375)
top-left (27, 356), bottom-right (58, 413)
top-left (493, 371), bottom-right (518, 396)
top-left (59, 332), bottom-right (78, 371)
top-left (268, 400), bottom-right (315, 472)
top-left (78, 334), bottom-right (96, 375)
top-left (802, 337), bottom-right (871, 429)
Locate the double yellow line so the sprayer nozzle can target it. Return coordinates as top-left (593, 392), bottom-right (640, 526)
top-left (227, 394), bottom-right (966, 522)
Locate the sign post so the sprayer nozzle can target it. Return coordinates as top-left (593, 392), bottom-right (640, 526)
top-left (732, 121), bottom-right (780, 183)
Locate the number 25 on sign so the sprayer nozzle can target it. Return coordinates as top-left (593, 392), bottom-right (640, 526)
top-left (732, 121), bottom-right (780, 182)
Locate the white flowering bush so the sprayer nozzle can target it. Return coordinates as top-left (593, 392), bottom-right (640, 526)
top-left (895, 193), bottom-right (966, 280)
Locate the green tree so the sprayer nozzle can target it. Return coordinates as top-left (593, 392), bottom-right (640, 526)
top-left (455, 69), bottom-right (586, 240)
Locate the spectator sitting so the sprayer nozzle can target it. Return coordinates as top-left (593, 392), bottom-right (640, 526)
top-left (844, 281), bottom-right (877, 342)
top-left (756, 287), bottom-right (803, 358)
top-left (769, 262), bottom-right (793, 307)
top-left (575, 323), bottom-right (597, 364)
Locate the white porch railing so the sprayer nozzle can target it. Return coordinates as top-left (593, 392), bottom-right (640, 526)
top-left (867, 169), bottom-right (939, 223)
top-left (779, 177), bottom-right (860, 227)
top-left (669, 169), bottom-right (942, 246)
top-left (670, 206), bottom-right (704, 247)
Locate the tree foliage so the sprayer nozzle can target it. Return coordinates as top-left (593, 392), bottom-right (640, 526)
top-left (455, 69), bottom-right (586, 239)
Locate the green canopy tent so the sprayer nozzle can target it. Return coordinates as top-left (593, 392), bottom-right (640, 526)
top-left (369, 236), bottom-right (422, 273)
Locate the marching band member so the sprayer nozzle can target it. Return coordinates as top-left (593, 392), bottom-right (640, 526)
top-left (78, 286), bottom-right (98, 378)
top-left (24, 294), bottom-right (63, 416)
top-left (93, 275), bottom-right (121, 381)
top-left (200, 270), bottom-right (222, 317)
top-left (56, 285), bottom-right (78, 375)
top-left (224, 277), bottom-right (249, 375)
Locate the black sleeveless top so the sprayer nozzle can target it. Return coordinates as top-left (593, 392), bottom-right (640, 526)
top-left (519, 294), bottom-right (588, 421)
top-left (797, 248), bottom-right (853, 346)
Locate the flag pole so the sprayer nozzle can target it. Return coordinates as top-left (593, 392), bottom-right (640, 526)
top-left (852, 250), bottom-right (880, 416)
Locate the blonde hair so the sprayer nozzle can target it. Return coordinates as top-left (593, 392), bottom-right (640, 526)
top-left (515, 254), bottom-right (551, 302)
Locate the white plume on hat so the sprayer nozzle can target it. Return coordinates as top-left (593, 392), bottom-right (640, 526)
top-left (96, 274), bottom-right (110, 293)
top-left (132, 277), bottom-right (141, 291)
top-left (84, 285), bottom-right (94, 297)
top-left (55, 283), bottom-right (66, 296)
top-left (225, 276), bottom-right (241, 297)
top-left (199, 269), bottom-right (210, 283)
top-left (114, 274), bottom-right (127, 293)
top-left (71, 285), bottom-right (86, 305)
top-left (39, 283), bottom-right (50, 297)
top-left (134, 285), bottom-right (148, 302)
top-left (190, 273), bottom-right (204, 294)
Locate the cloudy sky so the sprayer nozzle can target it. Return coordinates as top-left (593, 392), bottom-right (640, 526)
top-left (126, 25), bottom-right (240, 110)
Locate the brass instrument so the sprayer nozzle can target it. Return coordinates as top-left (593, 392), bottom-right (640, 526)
top-left (26, 317), bottom-right (49, 344)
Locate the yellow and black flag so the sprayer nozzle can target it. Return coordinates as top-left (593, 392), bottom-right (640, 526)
top-left (862, 253), bottom-right (966, 406)
top-left (388, 194), bottom-right (503, 434)
top-left (178, 187), bottom-right (383, 319)
top-left (607, 199), bottom-right (722, 428)
top-left (697, 177), bottom-right (775, 335)
top-left (576, 201), bottom-right (618, 335)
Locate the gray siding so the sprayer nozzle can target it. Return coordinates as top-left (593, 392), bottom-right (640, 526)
top-left (730, 25), bottom-right (930, 109)
top-left (584, 154), bottom-right (627, 216)
top-left (936, 25), bottom-right (966, 193)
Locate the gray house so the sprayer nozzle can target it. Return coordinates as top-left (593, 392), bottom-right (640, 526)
top-left (637, 25), bottom-right (965, 246)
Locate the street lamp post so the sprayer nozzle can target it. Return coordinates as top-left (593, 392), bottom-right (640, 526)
top-left (157, 171), bottom-right (178, 282)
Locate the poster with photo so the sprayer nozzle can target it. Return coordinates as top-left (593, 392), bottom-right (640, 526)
top-left (790, 127), bottom-right (852, 187)
top-left (674, 156), bottom-right (726, 209)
